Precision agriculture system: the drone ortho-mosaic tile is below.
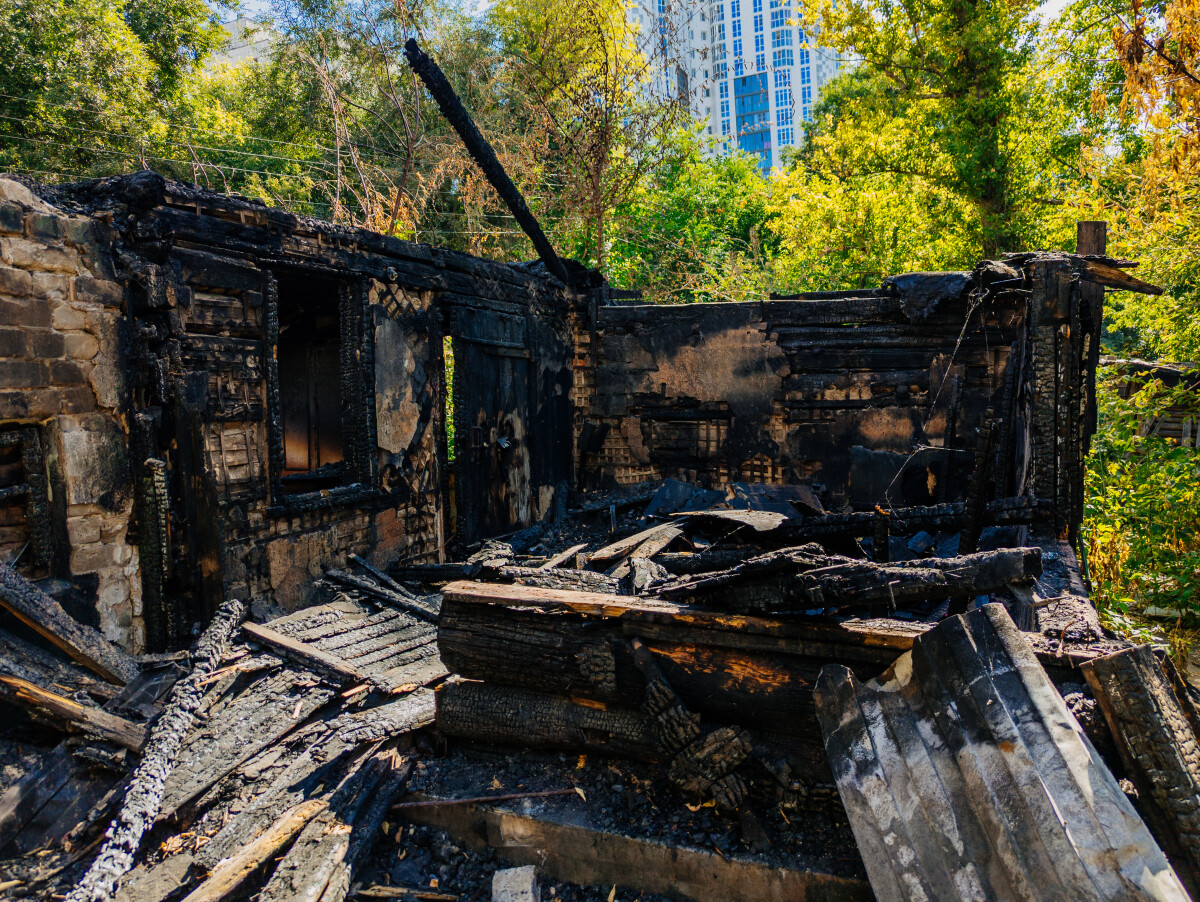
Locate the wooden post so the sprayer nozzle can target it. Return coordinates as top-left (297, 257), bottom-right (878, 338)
top-left (1077, 221), bottom-right (1107, 455)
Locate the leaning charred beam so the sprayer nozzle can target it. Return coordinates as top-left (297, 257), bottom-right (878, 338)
top-left (403, 38), bottom-right (571, 287)
top-left (0, 562), bottom-right (138, 685)
top-left (66, 596), bottom-right (249, 902)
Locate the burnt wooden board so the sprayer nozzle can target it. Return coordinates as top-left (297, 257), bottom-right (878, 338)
top-left (814, 604), bottom-right (1186, 902)
top-left (262, 597), bottom-right (446, 693)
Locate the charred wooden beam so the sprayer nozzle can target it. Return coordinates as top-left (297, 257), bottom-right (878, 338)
top-left (1076, 257), bottom-right (1163, 296)
top-left (1082, 645), bottom-right (1200, 898)
top-left (436, 680), bottom-right (657, 759)
top-left (0, 676), bottom-right (147, 752)
top-left (0, 563), bottom-right (138, 686)
top-left (66, 597), bottom-right (248, 902)
top-left (403, 38), bottom-right (571, 287)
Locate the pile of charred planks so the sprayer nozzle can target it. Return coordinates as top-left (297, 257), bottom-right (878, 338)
top-left (0, 561), bottom-right (447, 901)
top-left (397, 479), bottom-right (1200, 900)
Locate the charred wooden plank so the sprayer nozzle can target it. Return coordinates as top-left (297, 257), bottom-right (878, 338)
top-left (0, 676), bottom-right (147, 751)
top-left (499, 565), bottom-right (622, 595)
top-left (257, 745), bottom-right (409, 902)
top-left (158, 667), bottom-right (335, 820)
top-left (179, 800), bottom-right (330, 902)
top-left (0, 627), bottom-right (118, 701)
top-left (242, 622), bottom-right (362, 687)
top-left (587, 522), bottom-right (685, 567)
top-left (539, 544), bottom-right (589, 570)
top-left (66, 597), bottom-right (248, 902)
top-left (1082, 645), bottom-right (1200, 898)
top-left (814, 604), bottom-right (1185, 902)
top-left (322, 569), bottom-right (440, 622)
top-left (0, 563), bottom-right (138, 685)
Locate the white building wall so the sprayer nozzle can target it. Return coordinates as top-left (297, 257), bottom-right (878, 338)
top-left (629, 0), bottom-right (843, 171)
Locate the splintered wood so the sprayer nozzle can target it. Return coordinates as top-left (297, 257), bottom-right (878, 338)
top-left (814, 604), bottom-right (1187, 902)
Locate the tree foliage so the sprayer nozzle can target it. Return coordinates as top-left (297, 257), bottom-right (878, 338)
top-left (0, 0), bottom-right (231, 181)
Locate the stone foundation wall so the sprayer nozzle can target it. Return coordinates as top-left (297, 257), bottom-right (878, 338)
top-left (0, 179), bottom-right (142, 651)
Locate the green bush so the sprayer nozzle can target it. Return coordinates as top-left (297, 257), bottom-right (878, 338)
top-left (1083, 367), bottom-right (1200, 646)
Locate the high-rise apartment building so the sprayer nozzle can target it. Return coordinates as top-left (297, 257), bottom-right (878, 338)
top-left (628, 0), bottom-right (843, 173)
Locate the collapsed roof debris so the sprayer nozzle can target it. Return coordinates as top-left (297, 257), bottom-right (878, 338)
top-left (0, 42), bottom-right (1197, 902)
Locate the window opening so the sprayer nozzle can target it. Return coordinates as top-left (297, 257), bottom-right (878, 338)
top-left (269, 269), bottom-right (373, 498)
top-left (0, 427), bottom-right (51, 575)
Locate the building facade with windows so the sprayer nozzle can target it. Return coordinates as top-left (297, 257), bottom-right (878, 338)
top-left (708, 0), bottom-right (841, 171)
top-left (628, 0), bottom-right (843, 173)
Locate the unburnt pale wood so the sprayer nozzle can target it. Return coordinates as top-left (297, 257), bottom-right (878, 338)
top-left (180, 800), bottom-right (329, 902)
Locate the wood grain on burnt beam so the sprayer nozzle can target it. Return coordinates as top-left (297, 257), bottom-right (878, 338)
top-left (0, 563), bottom-right (138, 686)
top-left (0, 675), bottom-right (147, 751)
top-left (1076, 258), bottom-right (1163, 295)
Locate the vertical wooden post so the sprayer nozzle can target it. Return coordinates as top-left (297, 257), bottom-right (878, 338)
top-left (1077, 221), bottom-right (1107, 453)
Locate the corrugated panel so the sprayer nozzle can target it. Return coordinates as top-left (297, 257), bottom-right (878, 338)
top-left (267, 597), bottom-right (445, 692)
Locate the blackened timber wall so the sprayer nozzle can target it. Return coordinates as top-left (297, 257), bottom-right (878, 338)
top-left (574, 258), bottom-right (1092, 531)
top-left (43, 172), bottom-right (573, 648)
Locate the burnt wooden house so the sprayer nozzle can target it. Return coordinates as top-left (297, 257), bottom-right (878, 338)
top-left (0, 166), bottom-right (1157, 656)
top-left (0, 172), bottom-right (573, 651)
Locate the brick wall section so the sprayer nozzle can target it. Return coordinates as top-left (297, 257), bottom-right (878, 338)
top-left (0, 179), bottom-right (142, 650)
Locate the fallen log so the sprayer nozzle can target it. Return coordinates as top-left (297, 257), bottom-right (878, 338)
top-left (436, 680), bottom-right (656, 759)
top-left (66, 596), bottom-right (248, 902)
top-left (814, 604), bottom-right (1186, 902)
top-left (0, 675), bottom-right (147, 751)
top-left (657, 547), bottom-right (1042, 614)
top-left (0, 563), bottom-right (138, 685)
top-left (1082, 645), bottom-right (1200, 898)
top-left (437, 581), bottom-right (1128, 776)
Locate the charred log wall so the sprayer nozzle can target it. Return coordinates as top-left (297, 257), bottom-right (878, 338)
top-left (16, 171), bottom-right (572, 651)
top-left (573, 259), bottom-right (1092, 532)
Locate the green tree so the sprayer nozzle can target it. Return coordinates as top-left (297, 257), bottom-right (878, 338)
top-left (606, 129), bottom-right (775, 302)
top-left (797, 0), bottom-right (1047, 257)
top-left (0, 0), bottom-right (231, 181)
top-left (489, 0), bottom-right (691, 271)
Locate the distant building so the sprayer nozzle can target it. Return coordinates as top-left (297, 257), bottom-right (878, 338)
top-left (628, 0), bottom-right (843, 173)
top-left (210, 16), bottom-right (275, 68)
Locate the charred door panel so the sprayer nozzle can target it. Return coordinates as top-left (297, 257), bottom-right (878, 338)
top-left (454, 337), bottom-right (534, 543)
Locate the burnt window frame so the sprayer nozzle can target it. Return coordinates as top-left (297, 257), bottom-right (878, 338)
top-left (0, 426), bottom-right (53, 574)
top-left (264, 268), bottom-right (378, 512)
